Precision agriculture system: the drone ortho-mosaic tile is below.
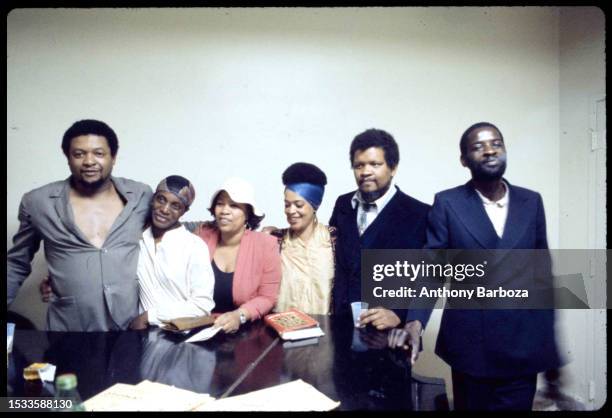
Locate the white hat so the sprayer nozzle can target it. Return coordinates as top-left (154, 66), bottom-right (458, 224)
top-left (209, 177), bottom-right (264, 217)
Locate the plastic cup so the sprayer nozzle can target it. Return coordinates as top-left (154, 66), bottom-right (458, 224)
top-left (350, 328), bottom-right (368, 352)
top-left (7, 323), bottom-right (15, 353)
top-left (350, 301), bottom-right (369, 328)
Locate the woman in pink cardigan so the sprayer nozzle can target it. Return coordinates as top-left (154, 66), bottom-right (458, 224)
top-left (196, 177), bottom-right (281, 333)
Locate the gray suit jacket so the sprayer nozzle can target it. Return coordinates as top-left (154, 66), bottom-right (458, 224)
top-left (7, 176), bottom-right (153, 331)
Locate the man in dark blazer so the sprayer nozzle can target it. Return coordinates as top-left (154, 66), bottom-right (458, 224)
top-left (329, 128), bottom-right (430, 362)
top-left (403, 122), bottom-right (561, 410)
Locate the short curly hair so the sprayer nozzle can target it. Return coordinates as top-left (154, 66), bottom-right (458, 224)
top-left (349, 128), bottom-right (399, 169)
top-left (61, 119), bottom-right (119, 157)
top-left (459, 122), bottom-right (504, 156)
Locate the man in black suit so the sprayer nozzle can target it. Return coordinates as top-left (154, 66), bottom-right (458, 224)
top-left (329, 129), bottom-right (430, 363)
top-left (391, 122), bottom-right (561, 410)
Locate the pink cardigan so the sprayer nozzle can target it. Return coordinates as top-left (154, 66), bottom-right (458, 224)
top-left (197, 225), bottom-right (281, 320)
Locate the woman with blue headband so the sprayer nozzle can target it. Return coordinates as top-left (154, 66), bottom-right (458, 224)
top-left (271, 162), bottom-right (336, 315)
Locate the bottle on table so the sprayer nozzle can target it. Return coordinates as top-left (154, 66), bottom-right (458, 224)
top-left (53, 373), bottom-right (86, 411)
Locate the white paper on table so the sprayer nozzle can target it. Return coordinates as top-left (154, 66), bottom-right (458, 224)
top-left (38, 363), bottom-right (56, 382)
top-left (134, 380), bottom-right (213, 410)
top-left (83, 383), bottom-right (144, 411)
top-left (195, 379), bottom-right (340, 411)
top-left (282, 326), bottom-right (324, 341)
top-left (83, 380), bottom-right (214, 411)
top-left (185, 326), bottom-right (221, 343)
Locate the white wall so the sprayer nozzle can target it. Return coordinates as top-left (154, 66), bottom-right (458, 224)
top-left (557, 6), bottom-right (606, 409)
top-left (8, 6), bottom-right (600, 407)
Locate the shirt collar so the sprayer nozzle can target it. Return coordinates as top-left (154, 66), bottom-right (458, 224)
top-left (51, 176), bottom-right (132, 200)
top-left (475, 181), bottom-right (509, 207)
top-left (143, 224), bottom-right (187, 246)
top-left (351, 180), bottom-right (397, 210)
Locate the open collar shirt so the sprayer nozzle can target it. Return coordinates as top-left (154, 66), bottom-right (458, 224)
top-left (138, 225), bottom-right (215, 325)
top-left (7, 176), bottom-right (152, 331)
top-left (474, 181), bottom-right (510, 238)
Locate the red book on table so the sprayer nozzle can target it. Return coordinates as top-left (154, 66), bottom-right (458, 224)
top-left (264, 309), bottom-right (320, 339)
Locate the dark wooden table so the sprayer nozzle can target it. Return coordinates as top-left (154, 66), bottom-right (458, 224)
top-left (7, 315), bottom-right (448, 410)
top-left (232, 314), bottom-right (448, 410)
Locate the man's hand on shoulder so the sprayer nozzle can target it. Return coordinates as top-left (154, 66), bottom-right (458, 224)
top-left (261, 226), bottom-right (279, 235)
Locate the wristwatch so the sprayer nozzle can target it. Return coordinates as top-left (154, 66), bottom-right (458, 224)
top-left (239, 311), bottom-right (247, 325)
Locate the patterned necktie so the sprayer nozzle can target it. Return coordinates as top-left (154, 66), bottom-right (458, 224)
top-left (358, 202), bottom-right (376, 235)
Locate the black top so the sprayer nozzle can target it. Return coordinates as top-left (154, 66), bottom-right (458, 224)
top-left (212, 260), bottom-right (235, 313)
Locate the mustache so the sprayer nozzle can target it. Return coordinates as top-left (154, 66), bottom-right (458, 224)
top-left (481, 155), bottom-right (507, 164)
top-left (358, 178), bottom-right (375, 184)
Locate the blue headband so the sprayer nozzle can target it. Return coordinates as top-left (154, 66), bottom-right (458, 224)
top-left (286, 183), bottom-right (324, 210)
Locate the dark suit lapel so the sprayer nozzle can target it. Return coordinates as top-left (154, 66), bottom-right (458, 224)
top-left (360, 210), bottom-right (384, 249)
top-left (361, 188), bottom-right (415, 248)
top-left (338, 192), bottom-right (360, 244)
top-left (498, 182), bottom-right (530, 249)
top-left (450, 181), bottom-right (499, 249)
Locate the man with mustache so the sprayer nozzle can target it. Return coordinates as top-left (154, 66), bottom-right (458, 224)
top-left (7, 119), bottom-right (152, 331)
top-left (329, 128), bottom-right (430, 362)
top-left (390, 122), bottom-right (561, 410)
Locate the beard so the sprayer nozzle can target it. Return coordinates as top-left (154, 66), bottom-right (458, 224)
top-left (71, 174), bottom-right (109, 191)
top-left (360, 180), bottom-right (392, 203)
top-left (468, 155), bottom-right (507, 181)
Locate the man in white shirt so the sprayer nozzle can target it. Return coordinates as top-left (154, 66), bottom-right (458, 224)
top-left (130, 175), bottom-right (215, 329)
